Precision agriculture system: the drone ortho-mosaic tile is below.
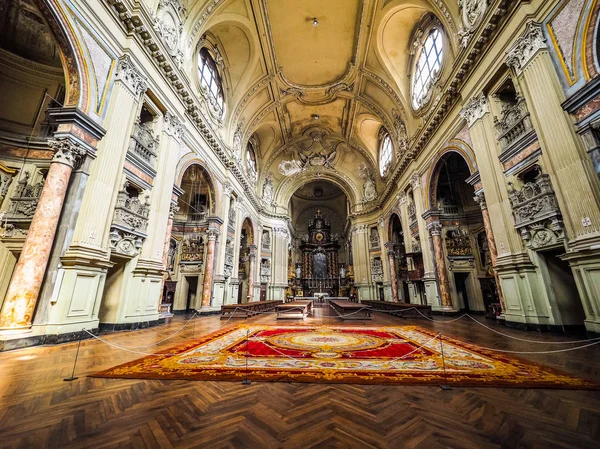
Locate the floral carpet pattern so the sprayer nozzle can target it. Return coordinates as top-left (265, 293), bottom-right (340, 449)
top-left (92, 325), bottom-right (597, 388)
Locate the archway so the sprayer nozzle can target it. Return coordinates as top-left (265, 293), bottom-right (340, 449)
top-left (237, 218), bottom-right (255, 303)
top-left (430, 152), bottom-right (493, 312)
top-left (387, 213), bottom-right (410, 302)
top-left (288, 181), bottom-right (351, 298)
top-left (166, 164), bottom-right (215, 312)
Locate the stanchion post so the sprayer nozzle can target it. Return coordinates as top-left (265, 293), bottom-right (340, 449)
top-left (438, 332), bottom-right (452, 390)
top-left (64, 329), bottom-right (84, 382)
top-left (242, 328), bottom-right (251, 385)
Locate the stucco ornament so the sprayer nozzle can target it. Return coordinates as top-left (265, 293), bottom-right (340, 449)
top-left (358, 162), bottom-right (377, 203)
top-left (262, 172), bottom-right (275, 205)
top-left (458, 0), bottom-right (488, 47)
top-left (153, 0), bottom-right (186, 64)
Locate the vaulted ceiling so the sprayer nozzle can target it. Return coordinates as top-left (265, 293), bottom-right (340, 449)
top-left (182, 0), bottom-right (460, 207)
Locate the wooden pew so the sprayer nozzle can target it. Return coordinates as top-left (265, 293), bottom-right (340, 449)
top-left (360, 300), bottom-right (432, 319)
top-left (329, 300), bottom-right (372, 320)
top-left (276, 300), bottom-right (313, 320)
top-left (220, 300), bottom-right (282, 319)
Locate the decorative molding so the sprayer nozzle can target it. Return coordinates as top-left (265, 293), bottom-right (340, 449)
top-left (115, 55), bottom-right (148, 98)
top-left (506, 22), bottom-right (547, 76)
top-left (49, 137), bottom-right (86, 168)
top-left (460, 93), bottom-right (489, 128)
top-left (164, 112), bottom-right (185, 141)
top-left (426, 222), bottom-right (443, 237)
top-left (473, 192), bottom-right (487, 211)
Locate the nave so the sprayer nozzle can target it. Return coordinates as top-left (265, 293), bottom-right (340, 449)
top-left (0, 312), bottom-right (599, 449)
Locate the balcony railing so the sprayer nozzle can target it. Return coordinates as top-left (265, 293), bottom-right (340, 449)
top-left (128, 120), bottom-right (159, 167)
top-left (495, 96), bottom-right (534, 151)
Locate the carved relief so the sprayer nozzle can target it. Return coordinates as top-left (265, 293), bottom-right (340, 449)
top-left (369, 227), bottom-right (380, 248)
top-left (109, 182), bottom-right (151, 257)
top-left (224, 237), bottom-right (234, 278)
top-left (278, 129), bottom-right (339, 176)
top-left (494, 95), bottom-right (534, 151)
top-left (260, 258), bottom-right (271, 284)
top-left (358, 162), bottom-right (377, 203)
top-left (458, 0), bottom-right (488, 47)
top-left (371, 257), bottom-right (384, 282)
top-left (507, 173), bottom-right (564, 249)
top-left (6, 171), bottom-right (44, 219)
top-left (153, 0), bottom-right (187, 65)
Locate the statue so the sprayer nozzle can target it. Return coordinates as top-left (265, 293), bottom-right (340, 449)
top-left (262, 172), bottom-right (274, 204)
top-left (358, 162), bottom-right (377, 203)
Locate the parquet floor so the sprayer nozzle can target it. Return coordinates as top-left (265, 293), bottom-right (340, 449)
top-left (0, 308), bottom-right (599, 449)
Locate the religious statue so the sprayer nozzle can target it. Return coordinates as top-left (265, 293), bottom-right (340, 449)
top-left (358, 162), bottom-right (377, 203)
top-left (262, 172), bottom-right (274, 204)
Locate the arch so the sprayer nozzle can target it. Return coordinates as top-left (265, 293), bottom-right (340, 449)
top-left (33, 0), bottom-right (91, 111)
top-left (240, 216), bottom-right (256, 245)
top-left (388, 212), bottom-right (403, 242)
top-left (275, 170), bottom-right (360, 209)
top-left (423, 140), bottom-right (478, 210)
top-left (174, 155), bottom-right (219, 214)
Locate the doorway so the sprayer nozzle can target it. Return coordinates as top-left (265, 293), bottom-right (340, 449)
top-left (541, 249), bottom-right (586, 327)
top-left (454, 272), bottom-right (470, 312)
top-left (185, 276), bottom-right (198, 312)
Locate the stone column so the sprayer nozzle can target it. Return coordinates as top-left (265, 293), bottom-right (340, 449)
top-left (385, 242), bottom-right (399, 302)
top-left (474, 192), bottom-right (506, 312)
top-left (246, 244), bottom-right (257, 302)
top-left (270, 225), bottom-right (290, 301)
top-left (201, 227), bottom-right (220, 307)
top-left (426, 221), bottom-right (453, 310)
top-left (0, 138), bottom-right (85, 329)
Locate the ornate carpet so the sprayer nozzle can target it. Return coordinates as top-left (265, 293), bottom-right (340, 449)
top-left (92, 325), bottom-right (597, 388)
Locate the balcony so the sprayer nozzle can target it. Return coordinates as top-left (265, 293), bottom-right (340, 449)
top-left (109, 187), bottom-right (150, 257)
top-left (127, 120), bottom-right (159, 173)
top-left (495, 96), bottom-right (537, 155)
top-left (507, 174), bottom-right (564, 249)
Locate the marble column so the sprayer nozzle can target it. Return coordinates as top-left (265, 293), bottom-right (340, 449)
top-left (201, 228), bottom-right (220, 307)
top-left (385, 242), bottom-right (399, 302)
top-left (247, 244), bottom-right (257, 302)
top-left (427, 221), bottom-right (453, 309)
top-left (474, 192), bottom-right (506, 312)
top-left (0, 138), bottom-right (85, 329)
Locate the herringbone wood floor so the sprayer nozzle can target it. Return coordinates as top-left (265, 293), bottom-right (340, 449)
top-left (0, 310), bottom-right (599, 449)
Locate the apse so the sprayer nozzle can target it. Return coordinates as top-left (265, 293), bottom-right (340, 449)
top-left (288, 180), bottom-right (351, 297)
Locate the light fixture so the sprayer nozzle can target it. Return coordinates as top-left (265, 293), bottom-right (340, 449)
top-left (312, 18), bottom-right (319, 27)
top-left (311, 114), bottom-right (320, 120)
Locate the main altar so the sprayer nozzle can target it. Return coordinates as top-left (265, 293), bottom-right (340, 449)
top-left (295, 210), bottom-right (347, 296)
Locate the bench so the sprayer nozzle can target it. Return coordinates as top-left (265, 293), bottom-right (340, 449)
top-left (220, 300), bottom-right (283, 319)
top-left (329, 300), bottom-right (372, 320)
top-left (360, 300), bottom-right (432, 319)
top-left (276, 300), bottom-right (313, 320)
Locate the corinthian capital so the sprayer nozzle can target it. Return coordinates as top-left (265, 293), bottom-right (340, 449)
top-left (426, 221), bottom-right (443, 237)
top-left (49, 137), bottom-right (86, 168)
top-left (506, 22), bottom-right (547, 76)
top-left (164, 112), bottom-right (185, 141)
top-left (473, 192), bottom-right (487, 211)
top-left (460, 93), bottom-right (489, 128)
top-left (206, 228), bottom-right (220, 241)
top-left (116, 55), bottom-right (148, 98)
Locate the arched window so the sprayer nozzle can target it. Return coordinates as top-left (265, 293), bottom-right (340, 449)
top-left (412, 28), bottom-right (443, 109)
top-left (246, 140), bottom-right (257, 180)
top-left (379, 131), bottom-right (393, 177)
top-left (198, 47), bottom-right (225, 117)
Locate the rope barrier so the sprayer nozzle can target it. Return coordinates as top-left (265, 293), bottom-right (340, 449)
top-left (464, 314), bottom-right (600, 344)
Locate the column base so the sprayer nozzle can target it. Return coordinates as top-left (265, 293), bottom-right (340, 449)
top-left (198, 306), bottom-right (221, 315)
top-left (99, 317), bottom-right (165, 332)
top-left (0, 326), bottom-right (98, 352)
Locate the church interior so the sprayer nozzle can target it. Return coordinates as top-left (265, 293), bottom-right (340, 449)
top-left (1, 0), bottom-right (600, 447)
